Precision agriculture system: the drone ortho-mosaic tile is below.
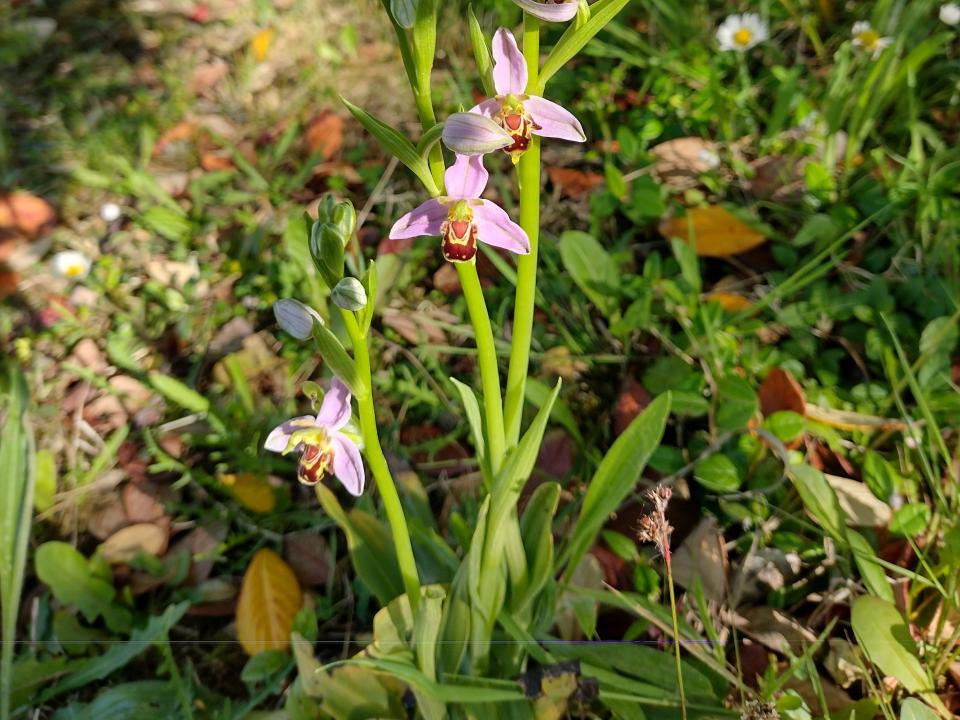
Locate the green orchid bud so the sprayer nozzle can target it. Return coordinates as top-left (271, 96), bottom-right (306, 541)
top-left (331, 200), bottom-right (356, 244)
top-left (316, 194), bottom-right (338, 223)
top-left (309, 221), bottom-right (345, 289)
top-left (331, 277), bottom-right (367, 311)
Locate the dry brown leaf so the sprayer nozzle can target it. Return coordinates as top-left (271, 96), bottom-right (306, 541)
top-left (122, 480), bottom-right (169, 524)
top-left (613, 376), bottom-right (650, 437)
top-left (153, 120), bottom-right (196, 156)
top-left (0, 270), bottom-right (19, 300)
top-left (382, 306), bottom-right (447, 345)
top-left (283, 531), bottom-right (330, 588)
top-left (304, 111), bottom-right (344, 160)
top-left (546, 167), bottom-right (604, 199)
top-left (670, 517), bottom-right (729, 603)
top-left (659, 206), bottom-right (767, 257)
top-left (190, 59), bottom-right (230, 97)
top-left (758, 367), bottom-right (806, 417)
top-left (825, 474), bottom-right (892, 527)
top-left (733, 606), bottom-right (817, 655)
top-left (650, 137), bottom-right (720, 190)
top-left (177, 522), bottom-right (227, 586)
top-left (236, 548), bottom-right (302, 655)
top-left (705, 292), bottom-right (752, 312)
top-left (99, 522), bottom-right (169, 564)
top-left (0, 192), bottom-right (56, 239)
top-left (200, 152), bottom-right (234, 171)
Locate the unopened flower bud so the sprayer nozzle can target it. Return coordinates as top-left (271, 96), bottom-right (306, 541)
top-left (316, 194), bottom-right (338, 223)
top-left (331, 277), bottom-right (367, 311)
top-left (309, 222), bottom-right (345, 289)
top-left (442, 112), bottom-right (512, 156)
top-left (331, 201), bottom-right (356, 243)
top-left (274, 299), bottom-right (323, 339)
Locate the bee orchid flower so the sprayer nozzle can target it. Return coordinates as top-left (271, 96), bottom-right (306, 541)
top-left (470, 27), bottom-right (585, 162)
top-left (264, 378), bottom-right (365, 495)
top-left (389, 154), bottom-right (529, 263)
top-left (510, 0), bottom-right (578, 23)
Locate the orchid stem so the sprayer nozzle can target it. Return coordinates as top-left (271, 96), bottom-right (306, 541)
top-left (503, 13), bottom-right (541, 447)
top-left (341, 310), bottom-right (422, 610)
top-left (456, 263), bottom-right (505, 474)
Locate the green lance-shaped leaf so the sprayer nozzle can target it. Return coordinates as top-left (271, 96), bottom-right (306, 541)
top-left (359, 261), bottom-right (378, 335)
top-left (450, 377), bottom-right (488, 485)
top-left (341, 97), bottom-right (440, 196)
top-left (538, 0), bottom-right (631, 91)
top-left (559, 393), bottom-right (671, 583)
top-left (311, 324), bottom-right (365, 399)
top-left (787, 464), bottom-right (846, 543)
top-left (513, 481), bottom-right (561, 615)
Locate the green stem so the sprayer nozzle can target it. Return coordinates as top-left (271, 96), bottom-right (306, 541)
top-left (456, 263), bottom-right (505, 473)
top-left (664, 552), bottom-right (688, 720)
top-left (342, 311), bottom-right (422, 610)
top-left (503, 14), bottom-right (541, 447)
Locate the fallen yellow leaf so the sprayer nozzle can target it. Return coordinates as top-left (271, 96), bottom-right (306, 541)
top-left (706, 292), bottom-right (752, 312)
top-left (236, 548), bottom-right (302, 655)
top-left (660, 206), bottom-right (767, 257)
top-left (252, 28), bottom-right (274, 62)
top-left (220, 472), bottom-right (276, 513)
top-left (99, 523), bottom-right (169, 564)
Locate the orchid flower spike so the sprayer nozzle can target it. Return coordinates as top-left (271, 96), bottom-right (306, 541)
top-left (264, 378), bottom-right (365, 495)
top-left (471, 27), bottom-right (585, 163)
top-left (510, 0), bottom-right (578, 23)
top-left (389, 154), bottom-right (529, 263)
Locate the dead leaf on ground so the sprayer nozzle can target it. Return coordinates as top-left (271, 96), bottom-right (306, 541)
top-left (382, 305), bottom-right (449, 345)
top-left (200, 152), bottom-right (234, 171)
top-left (731, 606), bottom-right (817, 655)
top-left (650, 137), bottom-right (720, 190)
top-left (153, 120), bottom-right (197, 156)
top-left (540, 346), bottom-right (587, 381)
top-left (613, 376), bottom-right (650, 437)
top-left (804, 404), bottom-right (908, 432)
top-left (177, 522), bottom-right (227, 585)
top-left (236, 548), bottom-right (302, 655)
top-left (0, 270), bottom-right (19, 300)
top-left (284, 531), bottom-right (330, 588)
top-left (825, 474), bottom-right (892, 527)
top-left (219, 473), bottom-right (276, 514)
top-left (122, 480), bottom-right (171, 524)
top-left (670, 517), bottom-right (728, 603)
top-left (0, 192), bottom-right (56, 239)
top-left (304, 111), bottom-right (344, 160)
top-left (706, 292), bottom-right (752, 312)
top-left (659, 206), bottom-right (767, 257)
top-left (252, 28), bottom-right (275, 62)
top-left (190, 59), bottom-right (230, 96)
top-left (99, 522), bottom-right (169, 564)
top-left (546, 167), bottom-right (604, 199)
top-left (86, 493), bottom-right (129, 540)
top-left (758, 367), bottom-right (806, 417)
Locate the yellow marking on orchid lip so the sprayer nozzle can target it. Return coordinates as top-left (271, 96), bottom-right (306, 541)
top-left (65, 265), bottom-right (84, 277)
top-left (286, 425), bottom-right (328, 455)
top-left (734, 28), bottom-right (753, 46)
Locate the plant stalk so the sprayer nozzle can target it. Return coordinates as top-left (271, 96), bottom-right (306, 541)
top-left (664, 549), bottom-right (688, 720)
top-left (503, 13), bottom-right (541, 446)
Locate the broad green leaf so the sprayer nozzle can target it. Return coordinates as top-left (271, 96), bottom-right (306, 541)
top-left (900, 698), bottom-right (940, 720)
top-left (762, 411), bottom-right (805, 443)
top-left (558, 230), bottom-right (619, 318)
top-left (862, 450), bottom-right (899, 502)
top-left (560, 393), bottom-right (671, 582)
top-left (58, 680), bottom-right (179, 720)
top-left (693, 453), bottom-right (742, 494)
top-left (341, 98), bottom-right (439, 196)
top-left (714, 376), bottom-right (758, 431)
top-left (788, 465), bottom-right (846, 542)
top-left (846, 530), bottom-right (893, 603)
top-left (851, 596), bottom-right (944, 714)
top-left (538, 0), bottom-right (631, 90)
top-left (890, 503), bottom-right (931, 538)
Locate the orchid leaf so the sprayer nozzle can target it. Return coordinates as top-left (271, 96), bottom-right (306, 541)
top-left (450, 377), bottom-right (490, 485)
top-left (538, 0), bottom-right (631, 91)
top-left (468, 5), bottom-right (494, 97)
top-left (341, 98), bottom-right (439, 196)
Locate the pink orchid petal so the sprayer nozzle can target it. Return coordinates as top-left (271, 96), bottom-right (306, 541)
top-left (330, 431), bottom-right (365, 496)
top-left (473, 200), bottom-right (530, 255)
top-left (525, 95), bottom-right (586, 142)
top-left (469, 98), bottom-right (502, 120)
top-left (390, 198), bottom-right (447, 239)
top-left (315, 378), bottom-right (352, 430)
top-left (492, 27), bottom-right (527, 96)
top-left (264, 416), bottom-right (315, 453)
top-left (444, 154), bottom-right (488, 200)
top-left (511, 0), bottom-right (579, 22)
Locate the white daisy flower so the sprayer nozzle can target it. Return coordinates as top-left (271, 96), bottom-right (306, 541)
top-left (52, 251), bottom-right (91, 280)
top-left (851, 21), bottom-right (892, 58)
top-left (941, 3), bottom-right (960, 26)
top-left (716, 13), bottom-right (769, 52)
top-left (99, 202), bottom-right (121, 223)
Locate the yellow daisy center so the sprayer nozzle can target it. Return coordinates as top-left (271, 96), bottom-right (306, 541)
top-left (65, 264), bottom-right (84, 277)
top-left (734, 28), bottom-right (753, 46)
top-left (856, 30), bottom-right (879, 49)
